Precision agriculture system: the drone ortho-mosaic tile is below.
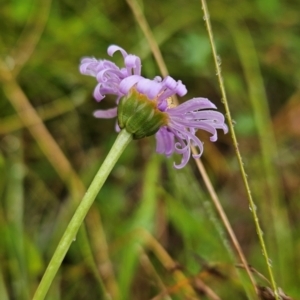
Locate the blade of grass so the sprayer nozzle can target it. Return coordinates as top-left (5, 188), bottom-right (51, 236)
top-left (0, 268), bottom-right (9, 300)
top-left (3, 135), bottom-right (29, 300)
top-left (0, 155), bottom-right (9, 300)
top-left (117, 155), bottom-right (171, 298)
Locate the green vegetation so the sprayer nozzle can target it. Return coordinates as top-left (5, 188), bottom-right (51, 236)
top-left (0, 0), bottom-right (299, 299)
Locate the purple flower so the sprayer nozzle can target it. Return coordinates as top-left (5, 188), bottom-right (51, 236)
top-left (120, 75), bottom-right (227, 168)
top-left (80, 45), bottom-right (228, 168)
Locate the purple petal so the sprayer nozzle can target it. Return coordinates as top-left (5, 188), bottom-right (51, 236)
top-left (173, 139), bottom-right (190, 169)
top-left (160, 77), bottom-right (187, 99)
top-left (107, 45), bottom-right (128, 58)
top-left (136, 78), bottom-right (163, 99)
top-left (171, 124), bottom-right (203, 155)
top-left (93, 83), bottom-right (105, 101)
top-left (80, 58), bottom-right (99, 76)
top-left (185, 110), bottom-right (225, 121)
top-left (124, 54), bottom-right (142, 76)
top-left (93, 107), bottom-right (118, 119)
top-left (153, 76), bottom-right (162, 82)
top-left (168, 98), bottom-right (217, 115)
top-left (119, 75), bottom-right (144, 94)
top-left (96, 68), bottom-right (123, 84)
top-left (115, 121), bottom-right (121, 132)
top-left (155, 127), bottom-right (175, 157)
top-left (157, 99), bottom-right (168, 111)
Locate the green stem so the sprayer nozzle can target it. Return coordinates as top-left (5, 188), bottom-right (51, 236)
top-left (32, 129), bottom-right (133, 300)
top-left (200, 1), bottom-right (279, 299)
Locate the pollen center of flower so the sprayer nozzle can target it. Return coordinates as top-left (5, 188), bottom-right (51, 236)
top-left (166, 97), bottom-right (176, 109)
top-left (117, 88), bottom-right (169, 139)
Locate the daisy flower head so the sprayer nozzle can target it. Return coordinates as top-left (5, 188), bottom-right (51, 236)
top-left (80, 45), bottom-right (228, 168)
top-left (117, 75), bottom-right (228, 168)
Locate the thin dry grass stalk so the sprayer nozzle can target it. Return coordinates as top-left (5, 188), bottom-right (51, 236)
top-left (126, 0), bottom-right (256, 296)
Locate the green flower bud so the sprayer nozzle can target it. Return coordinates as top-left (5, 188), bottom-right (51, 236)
top-left (117, 88), bottom-right (168, 139)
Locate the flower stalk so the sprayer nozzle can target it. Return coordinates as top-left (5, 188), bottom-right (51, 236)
top-left (32, 129), bottom-right (132, 300)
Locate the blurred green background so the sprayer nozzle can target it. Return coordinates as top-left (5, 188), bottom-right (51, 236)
top-left (1, 0), bottom-right (300, 299)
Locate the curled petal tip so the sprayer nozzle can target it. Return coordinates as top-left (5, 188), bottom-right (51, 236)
top-left (223, 124), bottom-right (229, 134)
top-left (107, 45), bottom-right (128, 58)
